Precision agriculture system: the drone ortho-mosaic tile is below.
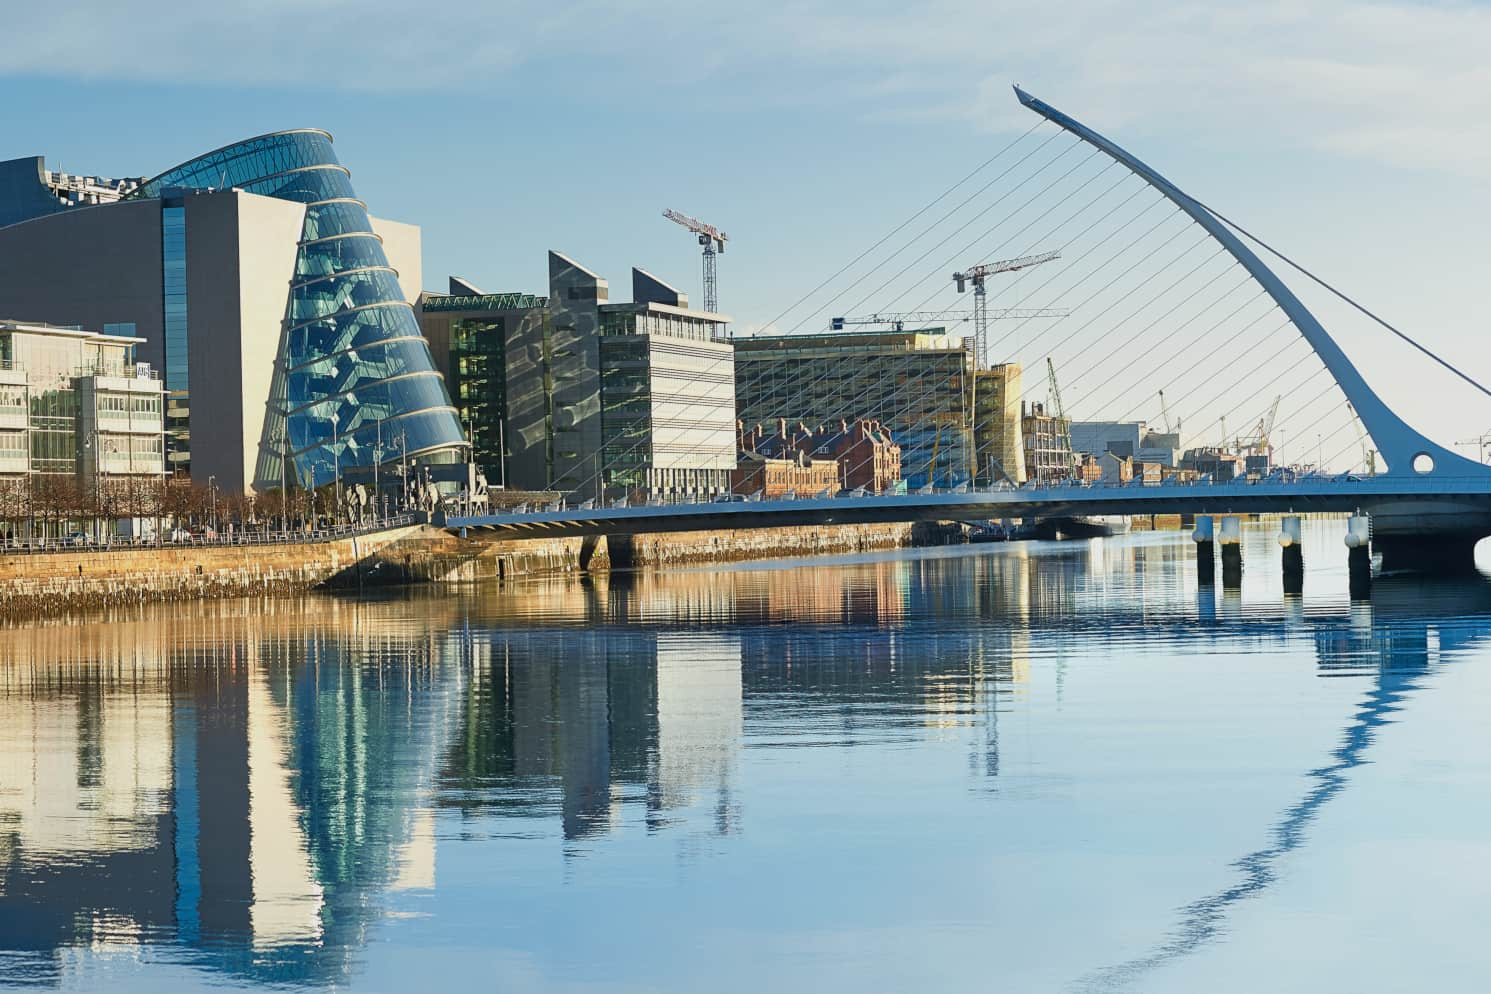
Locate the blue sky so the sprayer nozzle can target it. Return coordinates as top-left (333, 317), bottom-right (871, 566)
top-left (3, 0), bottom-right (1489, 460)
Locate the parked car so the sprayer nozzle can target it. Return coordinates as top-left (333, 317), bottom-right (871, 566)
top-left (62, 532), bottom-right (91, 547)
top-left (713, 494), bottom-right (747, 503)
top-left (167, 528), bottom-right (194, 543)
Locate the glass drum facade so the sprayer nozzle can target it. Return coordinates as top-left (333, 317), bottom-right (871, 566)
top-left (131, 130), bottom-right (466, 488)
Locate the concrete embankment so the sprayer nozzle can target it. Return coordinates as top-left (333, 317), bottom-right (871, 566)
top-left (0, 520), bottom-right (956, 618)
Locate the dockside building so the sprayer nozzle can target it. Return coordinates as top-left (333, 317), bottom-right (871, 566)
top-left (0, 135), bottom-right (467, 497)
top-left (418, 258), bottom-right (735, 500)
top-left (733, 328), bottom-right (1024, 489)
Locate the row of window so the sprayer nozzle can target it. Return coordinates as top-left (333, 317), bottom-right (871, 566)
top-left (96, 393), bottom-right (162, 416)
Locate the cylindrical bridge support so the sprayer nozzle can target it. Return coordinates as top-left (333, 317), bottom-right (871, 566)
top-left (1219, 515), bottom-right (1243, 588)
top-left (1193, 515), bottom-right (1215, 586)
top-left (1278, 515), bottom-right (1303, 595)
top-left (1345, 513), bottom-right (1372, 599)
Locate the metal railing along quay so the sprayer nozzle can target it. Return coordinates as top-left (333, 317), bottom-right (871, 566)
top-left (0, 513), bottom-right (423, 556)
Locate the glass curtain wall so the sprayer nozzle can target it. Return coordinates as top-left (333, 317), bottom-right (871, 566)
top-left (161, 199), bottom-right (190, 475)
top-left (131, 131), bottom-right (467, 489)
top-left (451, 318), bottom-right (506, 486)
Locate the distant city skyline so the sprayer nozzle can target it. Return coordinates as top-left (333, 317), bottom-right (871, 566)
top-left (3, 0), bottom-right (1487, 452)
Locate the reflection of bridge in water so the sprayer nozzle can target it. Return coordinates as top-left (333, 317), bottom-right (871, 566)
top-left (1, 548), bottom-right (1489, 986)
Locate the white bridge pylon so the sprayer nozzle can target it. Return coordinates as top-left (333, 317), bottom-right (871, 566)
top-left (1013, 85), bottom-right (1488, 480)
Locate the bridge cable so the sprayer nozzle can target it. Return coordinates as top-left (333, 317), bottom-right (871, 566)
top-left (1197, 201), bottom-right (1491, 400)
top-left (761, 120), bottom-right (1048, 332)
top-left (1064, 281), bottom-right (1267, 420)
top-left (1054, 265), bottom-right (1254, 415)
top-left (860, 168), bottom-right (1143, 338)
top-left (773, 129), bottom-right (1072, 337)
top-left (612, 145), bottom-right (1121, 496)
top-left (824, 144), bottom-right (1103, 329)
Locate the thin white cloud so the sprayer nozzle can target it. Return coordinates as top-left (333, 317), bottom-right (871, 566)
top-left (5, 0), bottom-right (1491, 175)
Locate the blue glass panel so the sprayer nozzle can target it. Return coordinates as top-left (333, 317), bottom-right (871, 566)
top-left (294, 235), bottom-right (390, 281)
top-left (289, 269), bottom-right (407, 323)
top-left (285, 340), bottom-right (429, 402)
top-left (292, 409), bottom-right (465, 483)
top-left (301, 202), bottom-right (373, 241)
top-left (286, 304), bottom-right (419, 368)
top-left (242, 167), bottom-right (356, 204)
top-left (134, 131), bottom-right (338, 199)
top-left (288, 372), bottom-right (451, 423)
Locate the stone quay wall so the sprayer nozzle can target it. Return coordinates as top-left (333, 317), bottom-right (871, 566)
top-left (0, 519), bottom-right (952, 618)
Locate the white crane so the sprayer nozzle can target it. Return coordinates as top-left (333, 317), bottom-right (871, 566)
top-left (663, 209), bottom-right (727, 313)
top-left (952, 250), bottom-right (1060, 368)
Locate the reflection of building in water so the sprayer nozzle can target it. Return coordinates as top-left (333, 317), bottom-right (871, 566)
top-left (439, 627), bottom-right (744, 843)
top-left (655, 634), bottom-right (741, 831)
top-left (0, 602), bottom-right (464, 986)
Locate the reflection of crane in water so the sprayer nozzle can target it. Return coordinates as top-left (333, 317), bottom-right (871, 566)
top-left (1072, 598), bottom-right (1490, 992)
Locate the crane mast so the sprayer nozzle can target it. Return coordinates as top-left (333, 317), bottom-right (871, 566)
top-left (953, 249), bottom-right (1060, 368)
top-left (1045, 357), bottom-right (1076, 474)
top-left (663, 208), bottom-right (727, 314)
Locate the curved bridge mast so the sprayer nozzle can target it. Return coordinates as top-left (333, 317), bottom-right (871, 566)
top-left (1013, 86), bottom-right (1485, 479)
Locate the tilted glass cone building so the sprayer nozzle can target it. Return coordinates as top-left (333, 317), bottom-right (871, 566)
top-left (131, 131), bottom-right (466, 489)
top-left (0, 131), bottom-right (467, 494)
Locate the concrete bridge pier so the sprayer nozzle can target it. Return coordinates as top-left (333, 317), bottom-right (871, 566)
top-left (1345, 513), bottom-right (1372, 599)
top-left (1219, 515), bottom-right (1243, 588)
top-left (1278, 515), bottom-right (1303, 595)
top-left (1193, 515), bottom-right (1215, 585)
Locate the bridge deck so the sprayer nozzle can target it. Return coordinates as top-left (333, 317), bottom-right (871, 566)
top-left (447, 476), bottom-right (1491, 538)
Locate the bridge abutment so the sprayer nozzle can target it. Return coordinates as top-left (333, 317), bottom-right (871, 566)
top-left (1363, 501), bottom-right (1491, 578)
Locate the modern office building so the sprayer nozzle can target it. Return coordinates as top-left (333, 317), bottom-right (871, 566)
top-left (0, 319), bottom-right (165, 529)
top-left (733, 328), bottom-right (979, 489)
top-left (418, 257), bottom-right (734, 499)
top-left (0, 133), bottom-right (466, 497)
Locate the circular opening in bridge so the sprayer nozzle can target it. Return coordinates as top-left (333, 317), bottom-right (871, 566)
top-left (1412, 452), bottom-right (1435, 474)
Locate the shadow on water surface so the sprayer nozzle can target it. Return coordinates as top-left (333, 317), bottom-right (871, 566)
top-left (0, 532), bottom-right (1489, 990)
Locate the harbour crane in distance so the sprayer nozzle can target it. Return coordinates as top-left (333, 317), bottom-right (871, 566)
top-left (1158, 389), bottom-right (1181, 434)
top-left (829, 307), bottom-right (1069, 333)
top-left (663, 209), bottom-right (727, 314)
top-left (953, 249), bottom-right (1061, 369)
top-left (1045, 356), bottom-right (1077, 475)
top-left (1239, 395), bottom-right (1281, 457)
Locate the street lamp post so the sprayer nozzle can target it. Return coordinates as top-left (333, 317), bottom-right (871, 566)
top-left (374, 418), bottom-right (384, 524)
top-left (330, 412), bottom-right (341, 524)
top-left (278, 431), bottom-right (289, 535)
top-left (207, 474), bottom-right (217, 538)
top-left (397, 429), bottom-right (408, 510)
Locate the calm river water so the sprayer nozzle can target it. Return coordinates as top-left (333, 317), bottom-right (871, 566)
top-left (3, 521), bottom-right (1491, 992)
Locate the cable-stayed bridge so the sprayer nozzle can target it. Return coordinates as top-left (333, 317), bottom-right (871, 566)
top-left (450, 87), bottom-right (1491, 574)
